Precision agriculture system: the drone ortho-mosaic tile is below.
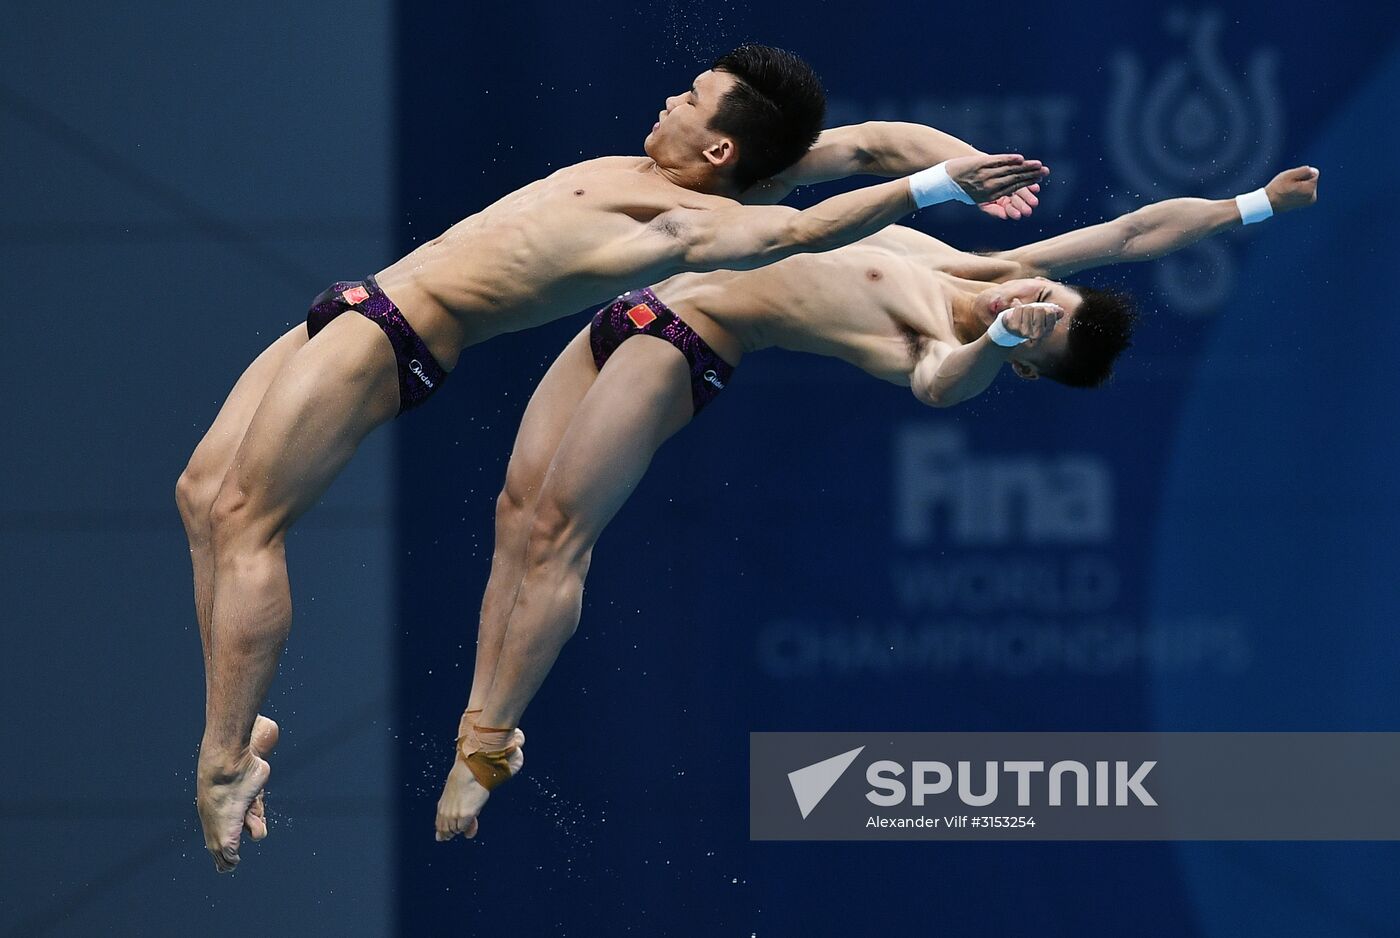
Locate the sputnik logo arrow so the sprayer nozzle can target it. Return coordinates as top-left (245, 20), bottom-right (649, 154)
top-left (787, 746), bottom-right (865, 819)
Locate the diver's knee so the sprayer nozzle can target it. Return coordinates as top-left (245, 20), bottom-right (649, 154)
top-left (525, 495), bottom-right (589, 569)
top-left (209, 475), bottom-right (281, 553)
top-left (176, 460), bottom-right (221, 537)
top-left (495, 482), bottom-right (532, 533)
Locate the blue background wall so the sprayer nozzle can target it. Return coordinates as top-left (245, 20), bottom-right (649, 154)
top-left (1, 4), bottom-right (396, 935)
top-left (3, 1), bottom-right (1398, 935)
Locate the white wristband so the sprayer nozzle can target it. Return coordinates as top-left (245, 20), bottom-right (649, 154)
top-left (986, 311), bottom-right (1026, 347)
top-left (909, 161), bottom-right (975, 208)
top-left (1235, 188), bottom-right (1273, 225)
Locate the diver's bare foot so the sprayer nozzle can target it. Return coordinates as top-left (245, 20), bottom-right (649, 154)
top-left (196, 715), bottom-right (279, 872)
top-left (244, 715), bottom-right (279, 842)
top-left (435, 728), bottom-right (523, 842)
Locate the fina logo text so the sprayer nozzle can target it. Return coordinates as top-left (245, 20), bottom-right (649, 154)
top-left (895, 426), bottom-right (1112, 546)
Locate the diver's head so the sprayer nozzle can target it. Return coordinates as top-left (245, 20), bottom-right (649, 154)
top-left (974, 278), bottom-right (1137, 386)
top-left (645, 44), bottom-right (825, 194)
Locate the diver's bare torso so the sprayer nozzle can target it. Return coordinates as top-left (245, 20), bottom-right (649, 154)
top-left (652, 226), bottom-right (1021, 385)
top-left (374, 156), bottom-right (731, 365)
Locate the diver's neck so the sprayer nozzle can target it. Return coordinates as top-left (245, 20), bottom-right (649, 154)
top-left (647, 159), bottom-right (739, 198)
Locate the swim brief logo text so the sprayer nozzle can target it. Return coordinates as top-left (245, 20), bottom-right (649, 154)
top-left (702, 369), bottom-right (725, 390)
top-left (409, 360), bottom-right (435, 388)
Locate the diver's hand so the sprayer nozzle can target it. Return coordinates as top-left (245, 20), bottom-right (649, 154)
top-left (1000, 301), bottom-right (1063, 344)
top-left (945, 154), bottom-right (1050, 204)
top-left (1264, 166), bottom-right (1320, 214)
top-left (979, 182), bottom-right (1041, 220)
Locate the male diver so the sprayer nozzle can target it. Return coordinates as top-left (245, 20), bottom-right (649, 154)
top-left (436, 162), bottom-right (1320, 840)
top-left (174, 44), bottom-right (1048, 870)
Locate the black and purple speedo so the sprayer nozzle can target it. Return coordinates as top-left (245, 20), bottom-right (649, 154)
top-left (589, 288), bottom-right (735, 415)
top-left (305, 275), bottom-right (448, 415)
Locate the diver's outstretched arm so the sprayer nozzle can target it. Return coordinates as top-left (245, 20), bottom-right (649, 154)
top-left (998, 165), bottom-right (1321, 279)
top-left (743, 121), bottom-right (1045, 219)
top-left (668, 154), bottom-right (1047, 272)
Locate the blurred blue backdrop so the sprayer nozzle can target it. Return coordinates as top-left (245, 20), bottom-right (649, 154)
top-left (4, 1), bottom-right (1398, 935)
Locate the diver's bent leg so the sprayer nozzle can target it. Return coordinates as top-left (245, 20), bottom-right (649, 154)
top-left (438, 337), bottom-right (692, 840)
top-left (176, 324), bottom-right (308, 701)
top-left (198, 313), bottom-right (398, 871)
top-left (465, 327), bottom-right (598, 717)
top-left (177, 327), bottom-right (306, 850)
top-left (481, 336), bottom-right (694, 730)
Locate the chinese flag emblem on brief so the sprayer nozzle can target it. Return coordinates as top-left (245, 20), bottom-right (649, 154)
top-left (626, 304), bottom-right (657, 328)
top-left (342, 285), bottom-right (370, 305)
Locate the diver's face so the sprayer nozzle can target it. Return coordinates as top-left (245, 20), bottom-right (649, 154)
top-left (976, 278), bottom-right (1080, 374)
top-left (643, 69), bottom-right (739, 166)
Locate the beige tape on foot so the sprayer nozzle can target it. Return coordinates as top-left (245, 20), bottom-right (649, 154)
top-left (464, 746), bottom-right (517, 791)
top-left (456, 722), bottom-right (522, 791)
top-left (457, 708), bottom-right (484, 750)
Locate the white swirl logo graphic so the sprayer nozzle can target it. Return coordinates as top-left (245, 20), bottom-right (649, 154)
top-left (1106, 11), bottom-right (1282, 316)
top-left (1109, 11), bottom-right (1280, 195)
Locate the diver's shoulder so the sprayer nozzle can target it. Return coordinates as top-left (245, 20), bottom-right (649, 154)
top-left (564, 155), bottom-right (654, 173)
